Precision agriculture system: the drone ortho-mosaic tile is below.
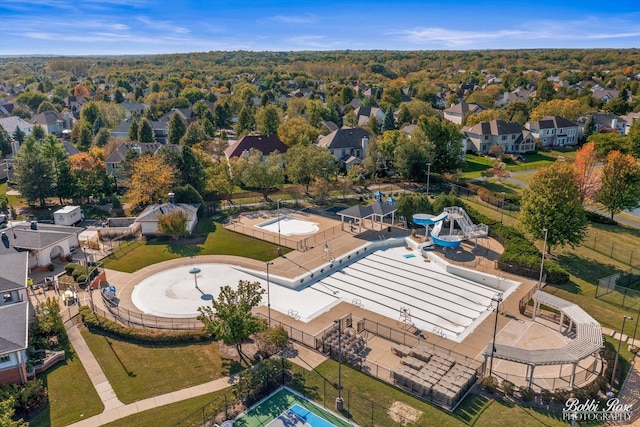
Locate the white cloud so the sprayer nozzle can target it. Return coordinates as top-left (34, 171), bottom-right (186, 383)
top-left (267, 14), bottom-right (317, 24)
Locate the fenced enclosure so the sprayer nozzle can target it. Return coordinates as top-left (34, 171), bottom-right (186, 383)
top-left (171, 360), bottom-right (424, 427)
top-left (596, 272), bottom-right (640, 311)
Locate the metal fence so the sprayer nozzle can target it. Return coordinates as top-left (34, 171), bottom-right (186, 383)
top-left (224, 218), bottom-right (344, 251)
top-left (448, 183), bottom-right (520, 221)
top-left (596, 273), bottom-right (640, 311)
top-left (92, 298), bottom-right (203, 330)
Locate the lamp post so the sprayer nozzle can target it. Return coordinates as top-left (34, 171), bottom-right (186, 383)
top-left (277, 199), bottom-right (282, 249)
top-left (500, 192), bottom-right (505, 225)
top-left (632, 309), bottom-right (640, 351)
top-left (538, 228), bottom-right (548, 289)
top-left (266, 261), bottom-right (273, 327)
top-left (426, 163), bottom-right (432, 198)
top-left (189, 267), bottom-right (201, 289)
top-left (489, 292), bottom-right (503, 377)
top-left (611, 315), bottom-right (633, 387)
top-left (334, 318), bottom-right (343, 411)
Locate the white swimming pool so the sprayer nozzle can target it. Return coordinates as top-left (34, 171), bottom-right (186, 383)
top-left (255, 216), bottom-right (319, 236)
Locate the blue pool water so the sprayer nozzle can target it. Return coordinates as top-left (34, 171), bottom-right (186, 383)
top-left (289, 404), bottom-right (336, 427)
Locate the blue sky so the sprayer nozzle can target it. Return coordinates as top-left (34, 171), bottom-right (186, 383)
top-left (1, 0), bottom-right (639, 55)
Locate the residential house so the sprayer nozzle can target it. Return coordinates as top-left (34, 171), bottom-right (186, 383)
top-left (317, 127), bottom-right (370, 170)
top-left (64, 96), bottom-right (87, 116)
top-left (351, 106), bottom-right (385, 127)
top-left (1, 222), bottom-right (82, 271)
top-left (104, 142), bottom-right (174, 178)
top-left (0, 251), bottom-right (30, 385)
top-left (120, 101), bottom-right (148, 118)
top-left (30, 111), bottom-right (71, 136)
top-left (159, 108), bottom-right (197, 126)
top-left (110, 118), bottom-right (169, 143)
top-left (495, 87), bottom-right (533, 106)
top-left (224, 134), bottom-right (288, 160)
top-left (576, 113), bottom-right (627, 135)
top-left (443, 102), bottom-right (487, 125)
top-left (462, 119), bottom-right (536, 154)
top-left (525, 116), bottom-right (579, 148)
top-left (622, 112), bottom-right (640, 135)
top-left (135, 194), bottom-right (199, 236)
top-left (0, 116), bottom-right (34, 139)
top-left (592, 89), bottom-right (620, 104)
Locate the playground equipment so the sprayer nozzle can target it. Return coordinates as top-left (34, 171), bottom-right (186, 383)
top-left (412, 207), bottom-right (488, 249)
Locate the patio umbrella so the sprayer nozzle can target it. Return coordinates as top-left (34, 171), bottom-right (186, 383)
top-left (104, 285), bottom-right (116, 293)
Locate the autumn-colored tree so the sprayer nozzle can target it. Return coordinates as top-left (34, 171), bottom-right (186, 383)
top-left (574, 141), bottom-right (600, 204)
top-left (487, 163), bottom-right (510, 183)
top-left (74, 83), bottom-right (91, 98)
top-left (519, 162), bottom-right (587, 251)
top-left (464, 109), bottom-right (501, 126)
top-left (157, 209), bottom-right (188, 240)
top-left (596, 150), bottom-right (640, 219)
top-left (529, 99), bottom-right (589, 121)
top-left (126, 155), bottom-right (176, 208)
top-left (69, 152), bottom-right (110, 203)
top-left (277, 117), bottom-right (320, 146)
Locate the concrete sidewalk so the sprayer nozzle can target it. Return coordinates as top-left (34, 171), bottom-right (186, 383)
top-left (66, 328), bottom-right (326, 427)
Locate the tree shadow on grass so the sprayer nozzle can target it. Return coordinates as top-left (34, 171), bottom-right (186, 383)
top-left (165, 243), bottom-right (202, 257)
top-left (555, 252), bottom-right (621, 288)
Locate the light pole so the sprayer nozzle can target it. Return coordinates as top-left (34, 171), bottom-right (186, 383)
top-left (488, 292), bottom-right (503, 377)
top-left (189, 267), bottom-right (201, 289)
top-left (611, 315), bottom-right (633, 387)
top-left (334, 318), bottom-right (343, 411)
top-left (632, 308), bottom-right (640, 351)
top-left (538, 228), bottom-right (548, 289)
top-left (266, 261), bottom-right (273, 327)
top-left (426, 163), bottom-right (432, 198)
top-left (500, 192), bottom-right (505, 225)
top-left (277, 199), bottom-right (282, 249)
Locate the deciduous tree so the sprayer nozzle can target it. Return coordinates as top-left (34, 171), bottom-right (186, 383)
top-left (596, 150), bottom-right (640, 219)
top-left (198, 280), bottom-right (267, 362)
top-left (519, 162), bottom-right (587, 250)
top-left (285, 144), bottom-right (335, 193)
top-left (69, 152), bottom-right (110, 203)
top-left (157, 210), bottom-right (188, 240)
top-left (240, 149), bottom-right (284, 201)
top-left (277, 117), bottom-right (319, 146)
top-left (126, 155), bottom-right (176, 208)
top-left (574, 141), bottom-right (600, 204)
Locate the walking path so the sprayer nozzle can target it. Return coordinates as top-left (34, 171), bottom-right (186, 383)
top-left (65, 327), bottom-right (326, 427)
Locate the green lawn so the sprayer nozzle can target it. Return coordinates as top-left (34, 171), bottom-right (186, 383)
top-left (290, 360), bottom-right (569, 427)
top-left (28, 344), bottom-right (103, 427)
top-left (103, 219), bottom-right (289, 273)
top-left (101, 390), bottom-right (229, 427)
top-left (81, 329), bottom-right (239, 404)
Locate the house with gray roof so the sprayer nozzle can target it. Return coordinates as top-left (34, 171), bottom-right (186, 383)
top-left (317, 127), bottom-right (370, 171)
top-left (1, 222), bottom-right (82, 271)
top-left (462, 119), bottom-right (535, 155)
top-left (104, 142), bottom-right (176, 178)
top-left (0, 116), bottom-right (34, 139)
top-left (110, 118), bottom-right (169, 143)
top-left (525, 116), bottom-right (579, 148)
top-left (576, 112), bottom-right (627, 135)
top-left (30, 111), bottom-right (71, 136)
top-left (0, 251), bottom-right (31, 385)
top-left (135, 195), bottom-right (199, 236)
top-left (443, 102), bottom-right (487, 125)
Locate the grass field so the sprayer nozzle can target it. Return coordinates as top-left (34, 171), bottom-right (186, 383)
top-left (28, 344), bottom-right (103, 427)
top-left (81, 328), bottom-right (239, 404)
top-left (103, 219), bottom-right (289, 273)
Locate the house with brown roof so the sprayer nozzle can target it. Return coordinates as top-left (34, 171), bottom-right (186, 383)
top-left (443, 102), bottom-right (487, 125)
top-left (525, 116), bottom-right (579, 147)
top-left (224, 134), bottom-right (288, 160)
top-left (462, 119), bottom-right (535, 155)
top-left (316, 127), bottom-right (370, 170)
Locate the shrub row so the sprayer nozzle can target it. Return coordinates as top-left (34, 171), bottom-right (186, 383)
top-left (586, 210), bottom-right (617, 225)
top-left (465, 205), bottom-right (570, 284)
top-left (78, 306), bottom-right (213, 343)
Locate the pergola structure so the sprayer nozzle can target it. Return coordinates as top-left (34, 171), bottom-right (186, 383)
top-left (483, 290), bottom-right (602, 389)
top-left (337, 202), bottom-right (397, 233)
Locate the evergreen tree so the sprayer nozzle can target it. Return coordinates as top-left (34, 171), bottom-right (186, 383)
top-left (32, 124), bottom-right (46, 141)
top-left (13, 136), bottom-right (54, 207)
top-left (180, 122), bottom-right (209, 147)
top-left (236, 105), bottom-right (256, 136)
top-left (92, 115), bottom-right (107, 134)
top-left (0, 125), bottom-right (11, 156)
top-left (168, 113), bottom-right (187, 144)
top-left (12, 127), bottom-right (25, 145)
top-left (256, 105), bottom-right (280, 135)
top-left (114, 89), bottom-right (124, 103)
top-left (397, 105), bottom-right (412, 125)
top-left (383, 106), bottom-right (396, 131)
top-left (138, 118), bottom-right (155, 142)
top-left (180, 145), bottom-right (205, 193)
top-left (128, 120), bottom-right (139, 141)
